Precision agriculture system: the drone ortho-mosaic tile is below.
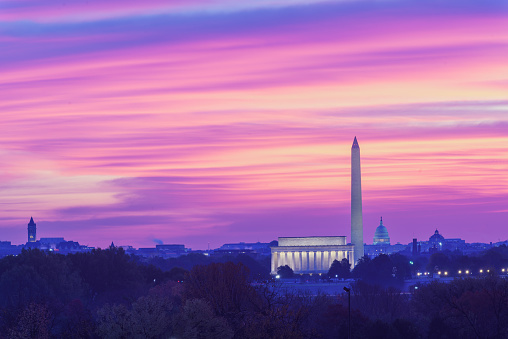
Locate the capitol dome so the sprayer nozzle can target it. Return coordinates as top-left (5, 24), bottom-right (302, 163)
top-left (429, 229), bottom-right (445, 243)
top-left (373, 217), bottom-right (390, 245)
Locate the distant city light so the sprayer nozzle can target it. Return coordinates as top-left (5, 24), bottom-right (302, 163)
top-left (458, 270), bottom-right (462, 274)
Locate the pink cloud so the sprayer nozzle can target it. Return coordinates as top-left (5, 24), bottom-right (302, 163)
top-left (1, 0), bottom-right (508, 248)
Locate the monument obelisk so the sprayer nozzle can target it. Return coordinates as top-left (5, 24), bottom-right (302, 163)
top-left (351, 137), bottom-right (363, 264)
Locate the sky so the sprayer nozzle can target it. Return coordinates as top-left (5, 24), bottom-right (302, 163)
top-left (1, 0), bottom-right (508, 249)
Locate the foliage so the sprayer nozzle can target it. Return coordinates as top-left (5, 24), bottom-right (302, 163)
top-left (0, 249), bottom-right (85, 309)
top-left (146, 252), bottom-right (271, 281)
top-left (352, 255), bottom-right (393, 286)
top-left (8, 303), bottom-right (51, 339)
top-left (0, 248), bottom-right (169, 337)
top-left (352, 254), bottom-right (410, 287)
top-left (67, 247), bottom-right (150, 304)
top-left (95, 303), bottom-right (132, 338)
top-left (350, 281), bottom-right (410, 322)
top-left (269, 240), bottom-right (278, 247)
top-left (412, 277), bottom-right (508, 338)
top-left (96, 281), bottom-right (180, 338)
top-left (167, 266), bottom-right (188, 282)
top-left (3, 247), bottom-right (508, 338)
top-left (184, 262), bottom-right (257, 327)
top-left (328, 258), bottom-right (351, 279)
top-left (277, 265), bottom-right (294, 279)
top-left (176, 299), bottom-right (233, 339)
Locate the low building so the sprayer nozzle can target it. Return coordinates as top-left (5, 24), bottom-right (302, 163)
top-left (217, 242), bottom-right (271, 255)
top-left (0, 241), bottom-right (21, 257)
top-left (418, 229), bottom-right (466, 253)
top-left (364, 243), bottom-right (409, 257)
top-left (56, 241), bottom-right (93, 254)
top-left (39, 237), bottom-right (65, 250)
top-left (135, 244), bottom-right (189, 258)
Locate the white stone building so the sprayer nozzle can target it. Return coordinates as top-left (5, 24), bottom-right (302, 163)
top-left (271, 236), bottom-right (354, 275)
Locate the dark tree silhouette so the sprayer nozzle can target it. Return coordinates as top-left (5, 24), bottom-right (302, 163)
top-left (277, 265), bottom-right (294, 279)
top-left (184, 262), bottom-right (258, 335)
top-left (413, 277), bottom-right (508, 338)
top-left (328, 258), bottom-right (351, 279)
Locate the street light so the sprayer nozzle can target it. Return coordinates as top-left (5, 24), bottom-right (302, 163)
top-left (343, 286), bottom-right (351, 339)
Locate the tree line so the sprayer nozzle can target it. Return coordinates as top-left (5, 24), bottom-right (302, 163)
top-left (2, 246), bottom-right (508, 338)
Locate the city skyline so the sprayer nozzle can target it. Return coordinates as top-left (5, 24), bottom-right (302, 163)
top-left (1, 0), bottom-right (508, 249)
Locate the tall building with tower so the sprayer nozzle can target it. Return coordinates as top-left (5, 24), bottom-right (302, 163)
top-left (351, 137), bottom-right (364, 264)
top-left (27, 217), bottom-right (36, 243)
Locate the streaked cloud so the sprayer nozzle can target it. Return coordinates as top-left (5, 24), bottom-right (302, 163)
top-left (1, 0), bottom-right (507, 248)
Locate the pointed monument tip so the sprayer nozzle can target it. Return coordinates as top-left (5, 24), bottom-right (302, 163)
top-left (352, 136), bottom-right (359, 148)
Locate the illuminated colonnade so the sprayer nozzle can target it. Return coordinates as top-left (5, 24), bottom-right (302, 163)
top-left (271, 237), bottom-right (355, 275)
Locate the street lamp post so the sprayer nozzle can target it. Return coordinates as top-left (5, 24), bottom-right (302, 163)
top-left (343, 286), bottom-right (351, 339)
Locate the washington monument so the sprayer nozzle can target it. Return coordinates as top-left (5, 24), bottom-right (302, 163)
top-left (351, 137), bottom-right (364, 263)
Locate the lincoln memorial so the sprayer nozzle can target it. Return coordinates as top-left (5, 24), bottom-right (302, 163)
top-left (271, 236), bottom-right (355, 275)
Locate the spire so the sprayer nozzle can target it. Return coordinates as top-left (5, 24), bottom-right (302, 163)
top-left (352, 136), bottom-right (359, 149)
top-left (27, 216), bottom-right (36, 243)
top-left (380, 216), bottom-right (383, 226)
